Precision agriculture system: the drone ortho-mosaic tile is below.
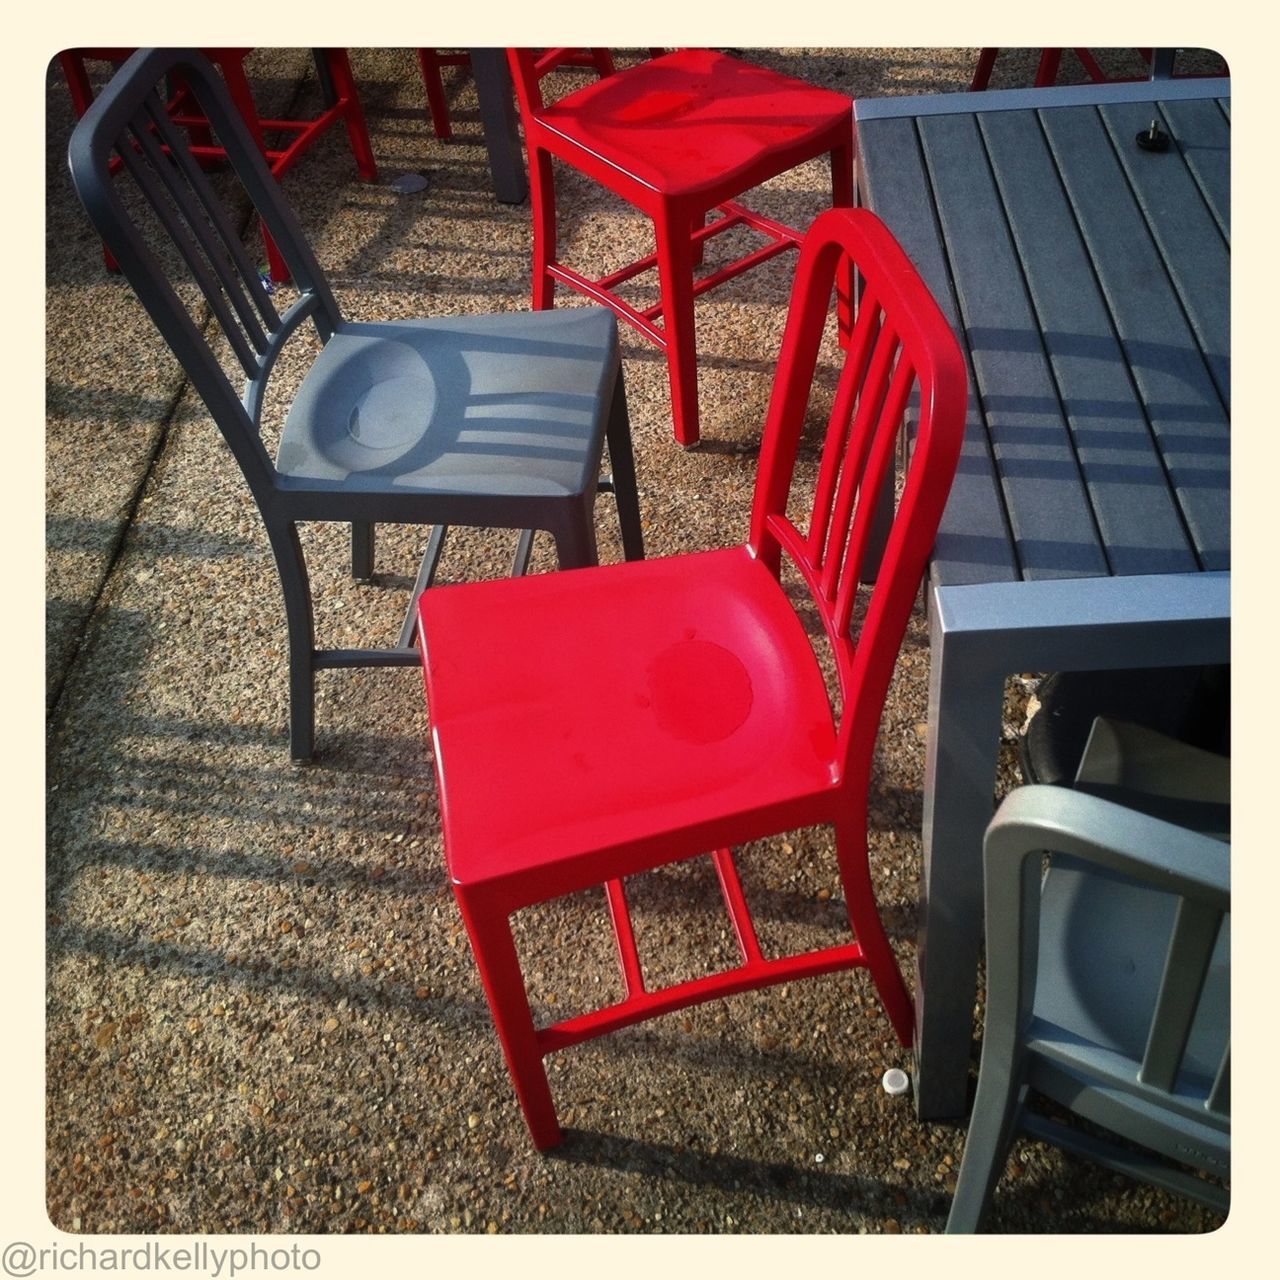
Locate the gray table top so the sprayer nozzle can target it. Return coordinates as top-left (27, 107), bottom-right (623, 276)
top-left (855, 79), bottom-right (1230, 590)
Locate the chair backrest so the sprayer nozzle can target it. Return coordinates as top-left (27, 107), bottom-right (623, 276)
top-left (66, 47), bottom-right (343, 501)
top-left (748, 207), bottom-right (968, 790)
top-left (986, 783), bottom-right (1230, 1151)
top-left (506, 48), bottom-right (618, 116)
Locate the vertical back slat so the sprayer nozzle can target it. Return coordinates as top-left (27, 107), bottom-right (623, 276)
top-left (116, 119), bottom-right (260, 379)
top-left (140, 88), bottom-right (281, 332)
top-left (1139, 899), bottom-right (1224, 1092)
top-left (1208, 1045), bottom-right (1230, 1115)
top-left (835, 353), bottom-right (916, 636)
top-left (819, 325), bottom-right (900, 602)
top-left (131, 101), bottom-right (271, 355)
top-left (808, 294), bottom-right (882, 564)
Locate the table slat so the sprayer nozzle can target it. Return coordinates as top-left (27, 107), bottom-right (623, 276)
top-left (856, 116), bottom-right (1018, 587)
top-left (1041, 105), bottom-right (1230, 570)
top-left (1153, 97), bottom-right (1231, 244)
top-left (980, 108), bottom-right (1200, 576)
top-left (1101, 100), bottom-right (1230, 412)
top-left (920, 112), bottom-right (1109, 581)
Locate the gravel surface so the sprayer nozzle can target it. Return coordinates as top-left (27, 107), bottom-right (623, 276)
top-left (46, 47), bottom-right (1228, 1235)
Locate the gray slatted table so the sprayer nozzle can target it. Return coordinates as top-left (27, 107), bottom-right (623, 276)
top-left (855, 78), bottom-right (1230, 1120)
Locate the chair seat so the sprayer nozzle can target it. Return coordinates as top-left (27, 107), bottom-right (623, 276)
top-left (534, 49), bottom-right (852, 199)
top-left (277, 306), bottom-right (618, 498)
top-left (420, 545), bottom-right (840, 892)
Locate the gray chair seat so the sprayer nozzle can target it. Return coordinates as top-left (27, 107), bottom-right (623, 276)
top-left (278, 308), bottom-right (619, 499)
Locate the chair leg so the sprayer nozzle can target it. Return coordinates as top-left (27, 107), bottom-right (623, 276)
top-left (833, 813), bottom-right (914, 1046)
top-left (605, 374), bottom-right (645, 562)
top-left (654, 210), bottom-right (701, 447)
top-left (264, 520), bottom-right (317, 762)
top-left (217, 54), bottom-right (290, 285)
top-left (970, 48), bottom-right (999, 91)
top-left (830, 138), bottom-right (856, 347)
top-left (552, 500), bottom-right (600, 570)
top-left (1034, 49), bottom-right (1064, 87)
top-left (454, 889), bottom-right (563, 1149)
top-left (588, 48), bottom-right (617, 77)
top-left (946, 1071), bottom-right (1027, 1233)
top-left (324, 49), bottom-right (380, 181)
top-left (60, 50), bottom-right (95, 118)
top-left (528, 146), bottom-right (558, 311)
top-left (170, 69), bottom-right (215, 152)
top-left (416, 48), bottom-right (454, 140)
top-left (351, 521), bottom-right (375, 581)
top-left (690, 211), bottom-right (707, 268)
top-left (60, 53), bottom-right (119, 273)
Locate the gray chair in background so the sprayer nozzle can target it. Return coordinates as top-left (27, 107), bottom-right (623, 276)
top-left (947, 718), bottom-right (1230, 1231)
top-left (66, 47), bottom-right (644, 761)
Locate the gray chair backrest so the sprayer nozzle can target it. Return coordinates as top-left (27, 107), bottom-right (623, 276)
top-left (985, 783), bottom-right (1230, 1149)
top-left (65, 47), bottom-right (344, 502)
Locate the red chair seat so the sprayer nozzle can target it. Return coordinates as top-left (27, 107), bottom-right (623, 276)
top-left (421, 545), bottom-right (838, 893)
top-left (537, 49), bottom-right (852, 200)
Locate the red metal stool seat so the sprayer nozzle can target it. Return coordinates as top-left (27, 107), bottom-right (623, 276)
top-left (509, 48), bottom-right (855, 447)
top-left (418, 208), bottom-right (969, 1149)
top-left (59, 47), bottom-right (378, 282)
top-left (425, 547), bottom-right (839, 892)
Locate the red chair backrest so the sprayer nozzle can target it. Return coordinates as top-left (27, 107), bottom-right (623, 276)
top-left (749, 208), bottom-right (968, 788)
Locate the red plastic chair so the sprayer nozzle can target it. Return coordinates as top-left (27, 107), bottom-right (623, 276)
top-left (507, 47), bottom-right (855, 448)
top-left (970, 47), bottom-right (1229, 90)
top-left (417, 207), bottom-right (968, 1149)
top-left (59, 47), bottom-right (378, 282)
top-left (416, 48), bottom-right (615, 140)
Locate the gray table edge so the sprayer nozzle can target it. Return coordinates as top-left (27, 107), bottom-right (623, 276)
top-left (854, 77), bottom-right (1231, 121)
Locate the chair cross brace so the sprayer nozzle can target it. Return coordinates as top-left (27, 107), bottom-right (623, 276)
top-left (549, 201), bottom-right (805, 348)
top-left (310, 519), bottom-right (545, 666)
top-left (536, 847), bottom-right (870, 1055)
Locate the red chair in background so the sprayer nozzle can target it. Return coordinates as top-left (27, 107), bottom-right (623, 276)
top-left (416, 48), bottom-right (615, 140)
top-left (59, 47), bottom-right (377, 282)
top-left (970, 47), bottom-right (1229, 91)
top-left (417, 207), bottom-right (968, 1149)
top-left (507, 48), bottom-right (855, 448)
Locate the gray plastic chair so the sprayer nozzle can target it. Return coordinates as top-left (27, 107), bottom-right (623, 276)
top-left (66, 48), bottom-right (644, 760)
top-left (947, 718), bottom-right (1230, 1232)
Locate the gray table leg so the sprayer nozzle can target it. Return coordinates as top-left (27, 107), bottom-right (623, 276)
top-left (311, 49), bottom-right (337, 107)
top-left (469, 48), bottom-right (528, 204)
top-left (914, 591), bottom-right (1007, 1120)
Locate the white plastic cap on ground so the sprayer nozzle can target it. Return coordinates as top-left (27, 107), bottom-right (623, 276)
top-left (881, 1067), bottom-right (911, 1096)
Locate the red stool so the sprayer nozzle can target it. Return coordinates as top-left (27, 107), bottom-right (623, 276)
top-left (59, 47), bottom-right (378, 282)
top-left (417, 208), bottom-right (968, 1149)
top-left (971, 47), bottom-right (1229, 90)
top-left (507, 48), bottom-right (854, 447)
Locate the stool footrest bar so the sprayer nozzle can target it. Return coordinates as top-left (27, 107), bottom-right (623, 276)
top-left (537, 941), bottom-right (867, 1054)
